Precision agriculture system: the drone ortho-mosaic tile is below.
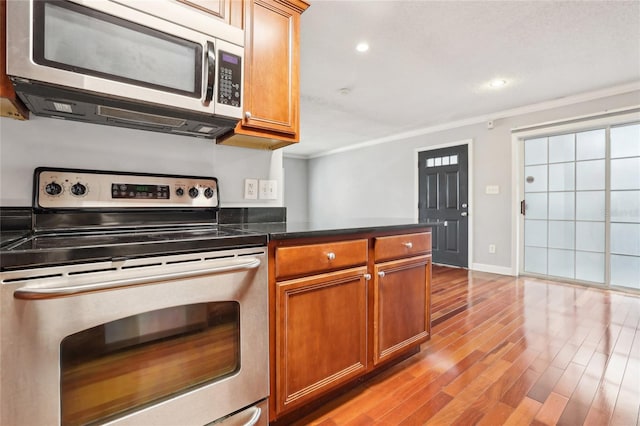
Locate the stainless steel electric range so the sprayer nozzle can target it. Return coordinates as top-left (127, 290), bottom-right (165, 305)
top-left (0, 167), bottom-right (269, 426)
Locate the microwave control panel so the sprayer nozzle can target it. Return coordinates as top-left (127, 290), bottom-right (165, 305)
top-left (217, 51), bottom-right (242, 108)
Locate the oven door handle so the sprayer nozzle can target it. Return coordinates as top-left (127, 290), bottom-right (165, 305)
top-left (13, 257), bottom-right (261, 300)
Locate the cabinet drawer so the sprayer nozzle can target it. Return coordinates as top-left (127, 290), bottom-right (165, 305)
top-left (276, 239), bottom-right (368, 279)
top-left (374, 232), bottom-right (431, 262)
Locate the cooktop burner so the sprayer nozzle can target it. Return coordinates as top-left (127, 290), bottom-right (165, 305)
top-left (0, 168), bottom-right (268, 271)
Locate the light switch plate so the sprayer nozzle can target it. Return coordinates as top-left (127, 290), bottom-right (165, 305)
top-left (259, 180), bottom-right (277, 200)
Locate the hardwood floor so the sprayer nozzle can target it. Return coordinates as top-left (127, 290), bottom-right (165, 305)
top-left (290, 265), bottom-right (640, 426)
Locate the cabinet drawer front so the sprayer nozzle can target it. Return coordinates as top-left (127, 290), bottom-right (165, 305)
top-left (374, 232), bottom-right (431, 262)
top-left (276, 239), bottom-right (368, 279)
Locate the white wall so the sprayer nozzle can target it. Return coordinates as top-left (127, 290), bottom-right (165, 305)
top-left (283, 157), bottom-right (308, 222)
top-left (304, 90), bottom-right (640, 273)
top-left (0, 116), bottom-right (284, 207)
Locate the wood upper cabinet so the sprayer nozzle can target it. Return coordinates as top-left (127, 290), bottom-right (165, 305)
top-left (217, 0), bottom-right (309, 149)
top-left (0, 0), bottom-right (28, 121)
top-left (372, 232), bottom-right (432, 365)
top-left (275, 267), bottom-right (368, 415)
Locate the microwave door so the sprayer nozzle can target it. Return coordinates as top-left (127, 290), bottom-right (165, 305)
top-left (7, 0), bottom-right (240, 118)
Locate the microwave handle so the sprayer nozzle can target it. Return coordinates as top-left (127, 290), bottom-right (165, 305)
top-left (203, 41), bottom-right (216, 106)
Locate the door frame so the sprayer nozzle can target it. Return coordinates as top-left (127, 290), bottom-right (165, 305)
top-left (414, 139), bottom-right (474, 268)
top-left (510, 108), bottom-right (640, 278)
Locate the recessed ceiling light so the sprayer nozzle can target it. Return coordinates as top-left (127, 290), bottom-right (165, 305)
top-left (489, 79), bottom-right (507, 88)
top-left (356, 42), bottom-right (369, 53)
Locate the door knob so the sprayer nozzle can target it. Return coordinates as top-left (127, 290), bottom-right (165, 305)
top-left (403, 242), bottom-right (413, 249)
top-left (378, 271), bottom-right (385, 278)
top-left (327, 252), bottom-right (336, 260)
top-left (245, 111), bottom-right (252, 119)
top-left (461, 212), bottom-right (468, 217)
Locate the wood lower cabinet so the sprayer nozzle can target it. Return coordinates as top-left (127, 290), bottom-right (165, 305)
top-left (275, 267), bottom-right (368, 414)
top-left (373, 255), bottom-right (431, 365)
top-left (217, 0), bottom-right (309, 149)
top-left (270, 228), bottom-right (432, 421)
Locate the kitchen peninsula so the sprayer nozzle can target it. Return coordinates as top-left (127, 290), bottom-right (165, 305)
top-left (225, 214), bottom-right (434, 422)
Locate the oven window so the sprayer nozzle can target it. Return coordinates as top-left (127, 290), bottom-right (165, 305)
top-left (60, 302), bottom-right (239, 425)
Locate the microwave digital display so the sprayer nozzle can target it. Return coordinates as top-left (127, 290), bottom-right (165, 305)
top-left (222, 53), bottom-right (239, 65)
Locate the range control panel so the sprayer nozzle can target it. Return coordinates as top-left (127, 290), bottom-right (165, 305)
top-left (35, 168), bottom-right (219, 209)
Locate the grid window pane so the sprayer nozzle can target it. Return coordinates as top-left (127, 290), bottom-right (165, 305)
top-left (525, 220), bottom-right (547, 247)
top-left (576, 160), bottom-right (605, 190)
top-left (611, 255), bottom-right (640, 289)
top-left (576, 221), bottom-right (605, 252)
top-left (611, 158), bottom-right (640, 190)
top-left (611, 191), bottom-right (640, 222)
top-left (548, 249), bottom-right (574, 278)
top-left (611, 223), bottom-right (640, 256)
top-left (525, 137), bottom-right (547, 165)
top-left (576, 251), bottom-right (604, 283)
top-left (525, 165), bottom-right (548, 192)
top-left (576, 191), bottom-right (605, 221)
top-left (549, 163), bottom-right (575, 191)
top-left (576, 129), bottom-right (605, 160)
top-left (549, 134), bottom-right (575, 163)
top-left (525, 247), bottom-right (547, 274)
top-left (549, 192), bottom-right (574, 220)
top-left (611, 123), bottom-right (640, 158)
top-left (548, 221), bottom-right (574, 249)
top-left (525, 193), bottom-right (548, 219)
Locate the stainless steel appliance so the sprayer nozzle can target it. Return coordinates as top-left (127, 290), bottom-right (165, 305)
top-left (6, 0), bottom-right (244, 139)
top-left (0, 168), bottom-right (269, 426)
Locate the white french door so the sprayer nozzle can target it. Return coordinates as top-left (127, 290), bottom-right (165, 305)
top-left (522, 121), bottom-right (640, 291)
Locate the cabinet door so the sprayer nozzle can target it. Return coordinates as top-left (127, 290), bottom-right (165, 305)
top-left (275, 267), bottom-right (368, 415)
top-left (175, 0), bottom-right (244, 27)
top-left (373, 255), bottom-right (431, 365)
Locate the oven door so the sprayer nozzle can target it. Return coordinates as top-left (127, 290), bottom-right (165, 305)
top-left (6, 0), bottom-right (243, 118)
top-left (0, 247), bottom-right (267, 426)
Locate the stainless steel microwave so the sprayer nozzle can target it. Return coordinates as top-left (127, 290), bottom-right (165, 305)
top-left (6, 0), bottom-right (245, 139)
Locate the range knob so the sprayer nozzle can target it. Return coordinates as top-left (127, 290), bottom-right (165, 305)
top-left (45, 182), bottom-right (63, 196)
top-left (175, 187), bottom-right (185, 197)
top-left (188, 187), bottom-right (199, 198)
top-left (70, 183), bottom-right (87, 196)
top-left (204, 187), bottom-right (215, 199)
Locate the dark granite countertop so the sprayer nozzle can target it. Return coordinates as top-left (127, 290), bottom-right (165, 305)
top-left (226, 218), bottom-right (444, 240)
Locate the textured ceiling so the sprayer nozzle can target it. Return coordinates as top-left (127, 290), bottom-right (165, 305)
top-left (284, 0), bottom-right (640, 158)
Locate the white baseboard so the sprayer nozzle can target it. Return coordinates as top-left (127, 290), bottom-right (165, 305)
top-left (471, 263), bottom-right (516, 276)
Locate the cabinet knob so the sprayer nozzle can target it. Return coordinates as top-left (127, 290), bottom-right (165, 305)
top-left (403, 242), bottom-right (413, 249)
top-left (327, 252), bottom-right (336, 260)
top-left (378, 271), bottom-right (385, 278)
top-left (364, 273), bottom-right (371, 281)
top-left (245, 111), bottom-right (252, 119)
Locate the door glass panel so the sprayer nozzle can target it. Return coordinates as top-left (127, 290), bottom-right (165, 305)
top-left (525, 220), bottom-right (547, 247)
top-left (524, 165), bottom-right (548, 192)
top-left (525, 193), bottom-right (548, 219)
top-left (548, 133), bottom-right (575, 163)
top-left (576, 221), bottom-right (605, 252)
top-left (37, 1), bottom-right (201, 96)
top-left (548, 221), bottom-right (574, 249)
top-left (60, 302), bottom-right (239, 425)
top-left (548, 248), bottom-right (574, 278)
top-left (611, 123), bottom-right (640, 158)
top-left (549, 163), bottom-right (575, 191)
top-left (525, 137), bottom-right (547, 165)
top-left (549, 192), bottom-right (574, 220)
top-left (611, 223), bottom-right (640, 256)
top-left (576, 191), bottom-right (605, 221)
top-left (576, 251), bottom-right (604, 283)
top-left (576, 129), bottom-right (605, 160)
top-left (576, 160), bottom-right (605, 190)
top-left (611, 158), bottom-right (640, 190)
top-left (525, 246), bottom-right (547, 274)
top-left (611, 255), bottom-right (640, 289)
top-left (611, 191), bottom-right (640, 222)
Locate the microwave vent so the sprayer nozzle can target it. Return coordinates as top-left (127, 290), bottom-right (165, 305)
top-left (97, 106), bottom-right (186, 128)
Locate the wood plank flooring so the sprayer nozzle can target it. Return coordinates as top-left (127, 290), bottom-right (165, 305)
top-left (290, 265), bottom-right (640, 426)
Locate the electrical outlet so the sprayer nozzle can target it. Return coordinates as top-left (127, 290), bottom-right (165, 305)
top-left (259, 180), bottom-right (277, 200)
top-left (489, 244), bottom-right (496, 254)
top-left (244, 179), bottom-right (258, 199)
